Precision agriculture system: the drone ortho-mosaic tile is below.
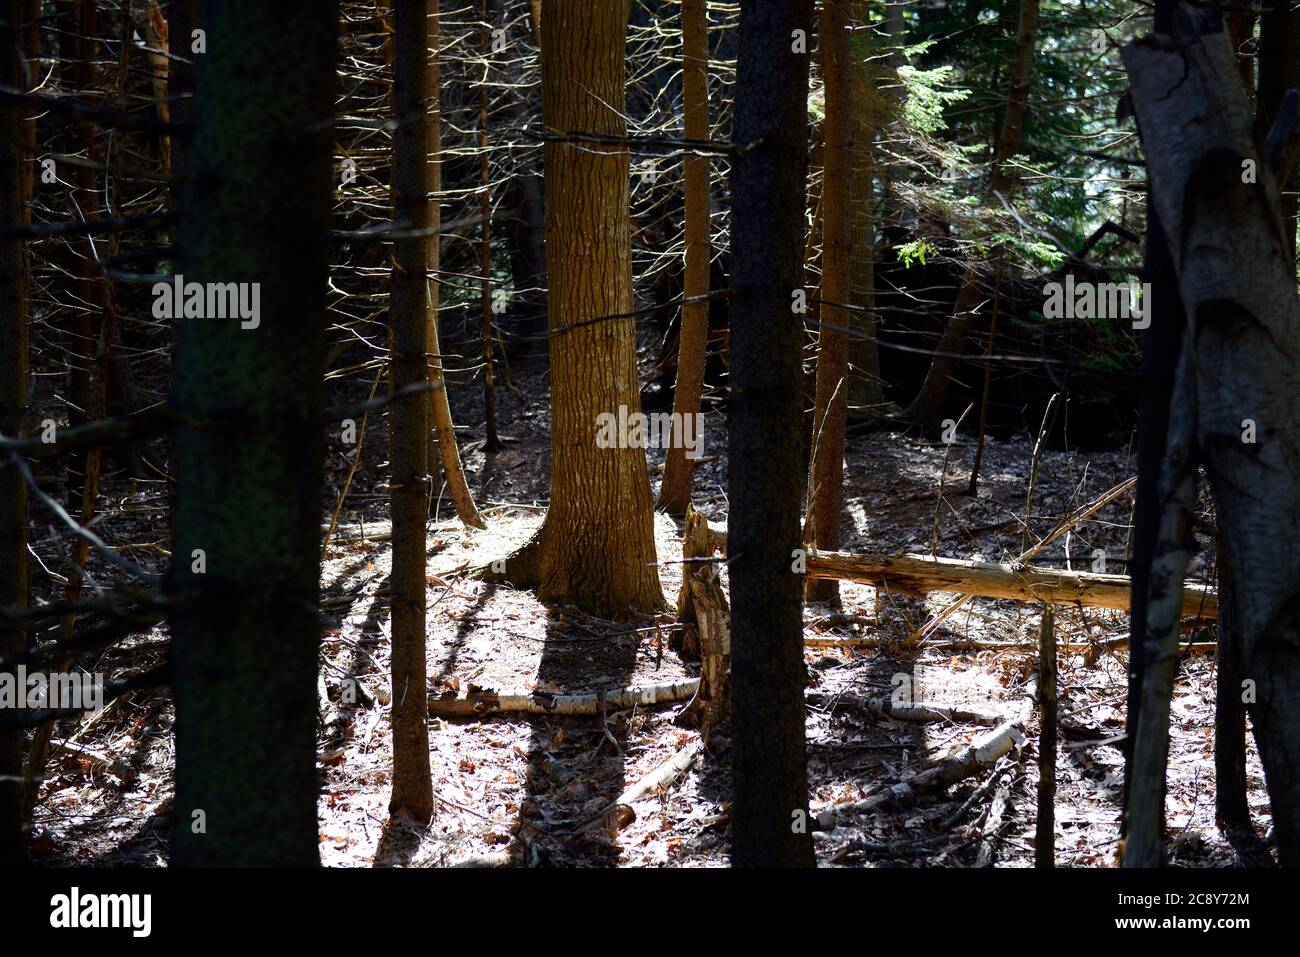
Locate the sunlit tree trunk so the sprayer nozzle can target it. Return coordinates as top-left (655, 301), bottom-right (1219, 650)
top-left (424, 1), bottom-right (483, 528)
top-left (498, 0), bottom-right (663, 617)
top-left (846, 0), bottom-right (885, 418)
top-left (657, 0), bottom-right (710, 516)
top-left (805, 0), bottom-right (852, 605)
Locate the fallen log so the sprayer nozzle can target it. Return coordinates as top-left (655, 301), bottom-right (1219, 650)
top-left (428, 678), bottom-right (699, 718)
top-left (704, 518), bottom-right (1214, 617)
top-left (803, 635), bottom-right (1217, 653)
top-left (805, 551), bottom-right (1214, 617)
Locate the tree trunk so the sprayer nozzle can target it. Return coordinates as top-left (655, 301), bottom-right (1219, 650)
top-left (497, 0), bottom-right (663, 617)
top-left (1036, 606), bottom-right (1057, 867)
top-left (1123, 348), bottom-right (1197, 866)
top-left (425, 0), bottom-right (485, 531)
top-left (729, 0), bottom-right (816, 867)
top-left (901, 0), bottom-right (1041, 433)
top-left (1123, 5), bottom-right (1300, 865)
top-left (60, 0), bottom-right (101, 509)
top-left (479, 0), bottom-right (502, 454)
top-left (657, 0), bottom-right (710, 516)
top-left (846, 0), bottom-right (885, 417)
top-left (1121, 0), bottom-right (1187, 847)
top-left (169, 0), bottom-right (336, 866)
top-left (1257, 0), bottom-right (1300, 257)
top-left (1214, 538), bottom-right (1251, 831)
top-left (0, 0), bottom-right (30, 868)
top-left (805, 0), bottom-right (852, 604)
top-left (387, 0), bottom-right (434, 826)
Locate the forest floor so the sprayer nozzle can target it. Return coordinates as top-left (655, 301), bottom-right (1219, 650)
top-left (24, 338), bottom-right (1275, 868)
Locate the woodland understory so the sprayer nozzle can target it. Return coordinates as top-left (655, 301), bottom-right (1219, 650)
top-left (25, 350), bottom-right (1261, 868)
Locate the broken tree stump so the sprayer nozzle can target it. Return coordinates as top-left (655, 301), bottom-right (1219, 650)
top-left (674, 506), bottom-right (730, 731)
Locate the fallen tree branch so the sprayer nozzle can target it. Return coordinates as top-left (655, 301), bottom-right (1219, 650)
top-left (807, 691), bottom-right (1006, 726)
top-left (803, 635), bottom-right (1217, 653)
top-left (814, 684), bottom-right (1036, 831)
top-left (428, 679), bottom-right (699, 718)
top-left (587, 738), bottom-right (706, 833)
top-left (804, 550), bottom-right (1214, 617)
top-left (704, 514), bottom-right (1214, 617)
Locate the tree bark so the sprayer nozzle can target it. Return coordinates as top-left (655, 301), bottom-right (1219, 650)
top-left (1036, 606), bottom-right (1057, 868)
top-left (0, 0), bottom-right (30, 867)
top-left (657, 0), bottom-right (710, 516)
top-left (803, 549), bottom-right (1214, 616)
top-left (479, 0), bottom-right (502, 454)
top-left (846, 0), bottom-right (885, 417)
top-left (1123, 347), bottom-right (1197, 866)
top-left (1123, 5), bottom-right (1300, 865)
top-left (496, 0), bottom-right (663, 616)
top-left (425, 1), bottom-right (485, 531)
top-left (805, 0), bottom-right (853, 604)
top-left (169, 0), bottom-right (336, 866)
top-left (1214, 538), bottom-right (1251, 830)
top-left (729, 0), bottom-right (816, 867)
top-left (60, 0), bottom-right (102, 509)
top-left (387, 0), bottom-right (434, 826)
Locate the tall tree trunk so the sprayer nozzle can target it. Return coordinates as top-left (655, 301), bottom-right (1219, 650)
top-left (167, 0), bottom-right (196, 179)
top-left (497, 0), bottom-right (663, 617)
top-left (479, 0), bottom-right (502, 454)
top-left (387, 0), bottom-right (434, 825)
top-left (729, 0), bottom-right (816, 867)
top-left (1257, 0), bottom-right (1300, 258)
top-left (901, 0), bottom-right (1041, 433)
top-left (805, 0), bottom-right (852, 605)
top-left (60, 0), bottom-right (101, 508)
top-left (1123, 5), bottom-right (1300, 865)
top-left (169, 0), bottom-right (336, 866)
top-left (846, 0), bottom-right (885, 417)
top-left (426, 0), bottom-right (485, 530)
top-left (0, 0), bottom-right (31, 868)
top-left (1123, 0), bottom-right (1186, 842)
top-left (656, 0), bottom-right (710, 516)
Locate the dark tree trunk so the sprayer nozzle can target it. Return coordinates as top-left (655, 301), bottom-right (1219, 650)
top-left (0, 0), bottom-right (31, 868)
top-left (387, 0), bottom-right (434, 825)
top-left (169, 0), bottom-right (336, 867)
top-left (1121, 0), bottom-right (1186, 844)
top-left (1214, 541), bottom-right (1251, 831)
top-left (1122, 2), bottom-right (1300, 865)
top-left (167, 0), bottom-right (197, 179)
top-left (728, 0), bottom-right (816, 868)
